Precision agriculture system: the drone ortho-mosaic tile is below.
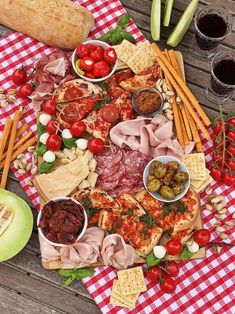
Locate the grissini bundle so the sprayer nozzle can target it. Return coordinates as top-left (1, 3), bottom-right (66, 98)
top-left (0, 0), bottom-right (94, 50)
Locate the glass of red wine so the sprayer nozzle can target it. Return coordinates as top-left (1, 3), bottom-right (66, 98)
top-left (205, 51), bottom-right (235, 104)
top-left (190, 5), bottom-right (233, 60)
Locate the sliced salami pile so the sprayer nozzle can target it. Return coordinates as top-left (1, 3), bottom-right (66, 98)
top-left (95, 148), bottom-right (149, 196)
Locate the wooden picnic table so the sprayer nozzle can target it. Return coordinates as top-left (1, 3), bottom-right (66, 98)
top-left (0, 0), bottom-right (234, 313)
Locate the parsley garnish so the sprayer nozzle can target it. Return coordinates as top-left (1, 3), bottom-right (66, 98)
top-left (100, 81), bottom-right (109, 92)
top-left (123, 208), bottom-right (134, 216)
top-left (140, 211), bottom-right (156, 228)
top-left (92, 96), bottom-right (110, 111)
top-left (177, 202), bottom-right (187, 213)
top-left (163, 203), bottom-right (172, 216)
top-left (81, 197), bottom-right (99, 218)
top-left (162, 201), bottom-right (187, 216)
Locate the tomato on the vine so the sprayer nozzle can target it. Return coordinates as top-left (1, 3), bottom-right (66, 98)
top-left (162, 261), bottom-right (179, 277)
top-left (88, 138), bottom-right (105, 154)
top-left (211, 119), bottom-right (227, 135)
top-left (70, 121), bottom-right (86, 137)
top-left (12, 68), bottom-right (27, 85)
top-left (222, 172), bottom-right (235, 186)
top-left (213, 151), bottom-right (223, 167)
top-left (17, 83), bottom-right (33, 99)
top-left (227, 130), bottom-right (235, 143)
top-left (227, 144), bottom-right (235, 157)
top-left (165, 239), bottom-right (183, 256)
top-left (46, 134), bottom-right (62, 151)
top-left (160, 276), bottom-right (176, 294)
top-left (227, 117), bottom-right (235, 128)
top-left (145, 267), bottom-right (162, 282)
top-left (227, 159), bottom-right (235, 171)
top-left (210, 166), bottom-right (222, 180)
top-left (42, 99), bottom-right (57, 115)
top-left (46, 120), bottom-right (58, 134)
top-left (194, 229), bottom-right (211, 246)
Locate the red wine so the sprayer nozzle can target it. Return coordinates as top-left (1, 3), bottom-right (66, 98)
top-left (211, 59), bottom-right (235, 95)
top-left (196, 14), bottom-right (227, 51)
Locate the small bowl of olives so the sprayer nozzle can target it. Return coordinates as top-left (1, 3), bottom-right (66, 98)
top-left (143, 156), bottom-right (190, 202)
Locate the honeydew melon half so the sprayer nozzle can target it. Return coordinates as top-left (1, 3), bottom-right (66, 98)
top-left (0, 189), bottom-right (33, 261)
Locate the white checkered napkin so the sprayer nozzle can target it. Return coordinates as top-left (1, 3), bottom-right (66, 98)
top-left (1, 0), bottom-right (235, 313)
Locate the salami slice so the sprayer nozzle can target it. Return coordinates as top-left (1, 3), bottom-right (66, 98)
top-left (95, 149), bottom-right (123, 169)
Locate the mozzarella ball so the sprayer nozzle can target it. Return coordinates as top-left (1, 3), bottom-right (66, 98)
top-left (62, 129), bottom-right (73, 139)
top-left (153, 245), bottom-right (166, 259)
top-left (43, 151), bottom-right (56, 163)
top-left (39, 113), bottom-right (51, 126)
top-left (76, 138), bottom-right (88, 150)
top-left (39, 132), bottom-right (49, 145)
top-left (186, 241), bottom-right (199, 254)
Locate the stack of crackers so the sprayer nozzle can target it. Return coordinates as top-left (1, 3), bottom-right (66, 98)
top-left (183, 153), bottom-right (213, 193)
top-left (110, 267), bottom-right (147, 309)
top-left (114, 40), bottom-right (157, 74)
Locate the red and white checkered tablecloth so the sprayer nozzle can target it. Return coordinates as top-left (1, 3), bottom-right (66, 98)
top-left (0, 1), bottom-right (234, 313)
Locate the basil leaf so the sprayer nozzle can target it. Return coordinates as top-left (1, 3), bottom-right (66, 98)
top-left (76, 267), bottom-right (95, 279)
top-left (37, 123), bottom-right (45, 136)
top-left (121, 31), bottom-right (136, 43)
top-left (36, 142), bottom-right (47, 157)
top-left (146, 251), bottom-right (162, 267)
top-left (111, 31), bottom-right (123, 45)
top-left (180, 247), bottom-right (194, 261)
top-left (39, 160), bottom-right (56, 174)
top-left (117, 14), bottom-right (130, 28)
top-left (58, 269), bottom-right (76, 278)
top-left (99, 33), bottom-right (112, 43)
top-left (63, 138), bottom-right (77, 149)
top-left (61, 273), bottom-right (77, 288)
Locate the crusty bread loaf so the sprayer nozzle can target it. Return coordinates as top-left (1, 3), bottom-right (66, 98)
top-left (0, 0), bottom-right (94, 50)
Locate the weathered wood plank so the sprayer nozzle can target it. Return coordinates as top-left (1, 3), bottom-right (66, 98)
top-left (0, 264), bottom-right (99, 314)
top-left (0, 286), bottom-right (63, 314)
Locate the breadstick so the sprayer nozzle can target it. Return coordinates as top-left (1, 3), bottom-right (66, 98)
top-left (151, 43), bottom-right (211, 126)
top-left (0, 109), bottom-right (22, 188)
top-left (0, 119), bottom-right (13, 163)
top-left (1, 131), bottom-right (33, 161)
top-left (196, 141), bottom-right (203, 152)
top-left (179, 109), bottom-right (189, 145)
top-left (169, 50), bottom-right (182, 77)
top-left (185, 107), bottom-right (201, 143)
top-left (0, 137), bottom-right (36, 170)
top-left (0, 123), bottom-right (28, 150)
top-left (181, 105), bottom-right (192, 141)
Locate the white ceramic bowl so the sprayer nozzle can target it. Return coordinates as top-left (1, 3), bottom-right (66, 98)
top-left (37, 196), bottom-right (88, 247)
top-left (143, 156), bottom-right (190, 203)
top-left (72, 39), bottom-right (117, 83)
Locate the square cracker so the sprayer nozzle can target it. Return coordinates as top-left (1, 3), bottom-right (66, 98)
top-left (117, 267), bottom-right (147, 296)
top-left (115, 40), bottom-right (137, 64)
top-left (183, 153), bottom-right (207, 180)
top-left (191, 169), bottom-right (210, 189)
top-left (194, 175), bottom-right (213, 193)
top-left (110, 280), bottom-right (139, 308)
top-left (127, 45), bottom-right (156, 74)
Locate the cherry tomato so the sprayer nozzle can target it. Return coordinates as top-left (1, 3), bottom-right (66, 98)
top-left (12, 68), bottom-right (27, 85)
top-left (100, 105), bottom-right (119, 123)
top-left (80, 56), bottom-right (95, 72)
top-left (46, 120), bottom-right (58, 134)
top-left (227, 130), bottom-right (235, 143)
top-left (162, 261), bottom-right (179, 277)
top-left (211, 134), bottom-right (225, 150)
top-left (90, 46), bottom-right (104, 61)
top-left (227, 159), bottom-right (235, 171)
top-left (210, 166), bottom-right (222, 180)
top-left (42, 99), bottom-right (57, 115)
top-left (86, 43), bottom-right (96, 53)
top-left (160, 276), bottom-right (176, 294)
top-left (104, 48), bottom-right (117, 64)
top-left (227, 144), bottom-right (235, 157)
top-left (46, 134), bottom-right (62, 151)
top-left (165, 239), bottom-right (183, 256)
top-left (211, 119), bottom-right (227, 135)
top-left (76, 44), bottom-right (89, 58)
top-left (70, 121), bottom-right (86, 137)
top-left (145, 267), bottom-right (162, 282)
top-left (194, 229), bottom-right (211, 246)
top-left (88, 138), bottom-right (105, 154)
top-left (17, 83), bottom-right (33, 99)
top-left (213, 150), bottom-right (223, 167)
top-left (227, 117), bottom-right (235, 128)
top-left (85, 72), bottom-right (96, 79)
top-left (93, 60), bottom-right (111, 78)
top-left (222, 172), bottom-right (235, 186)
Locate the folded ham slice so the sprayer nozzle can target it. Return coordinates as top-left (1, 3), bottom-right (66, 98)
top-left (110, 114), bottom-right (194, 160)
top-left (101, 234), bottom-right (137, 269)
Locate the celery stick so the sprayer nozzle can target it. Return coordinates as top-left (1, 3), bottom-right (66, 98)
top-left (167, 0), bottom-right (199, 47)
top-left (163, 0), bottom-right (174, 27)
top-left (151, 0), bottom-right (161, 41)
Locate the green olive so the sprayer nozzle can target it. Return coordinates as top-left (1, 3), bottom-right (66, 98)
top-left (175, 171), bottom-right (189, 182)
top-left (147, 178), bottom-right (161, 192)
top-left (172, 183), bottom-right (184, 195)
top-left (160, 186), bottom-right (175, 200)
top-left (161, 172), bottom-right (174, 186)
top-left (167, 161), bottom-right (179, 171)
top-left (147, 175), bottom-right (156, 183)
top-left (154, 164), bottom-right (167, 179)
top-left (149, 160), bottom-right (162, 175)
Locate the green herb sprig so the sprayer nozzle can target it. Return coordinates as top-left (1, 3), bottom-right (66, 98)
top-left (58, 267), bottom-right (95, 288)
top-left (81, 197), bottom-right (100, 218)
top-left (99, 14), bottom-right (136, 45)
top-left (180, 247), bottom-right (194, 260)
top-left (140, 210), bottom-right (156, 228)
